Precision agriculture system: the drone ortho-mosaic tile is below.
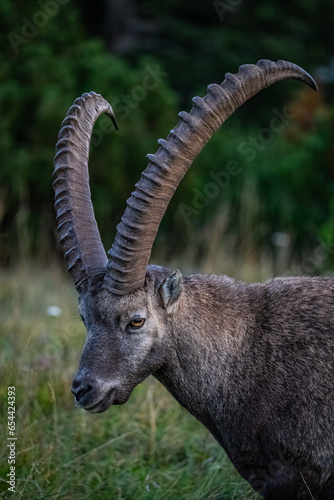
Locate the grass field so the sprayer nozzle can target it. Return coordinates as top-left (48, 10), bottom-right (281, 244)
top-left (0, 266), bottom-right (259, 500)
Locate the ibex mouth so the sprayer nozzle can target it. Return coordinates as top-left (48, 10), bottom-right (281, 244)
top-left (84, 388), bottom-right (119, 414)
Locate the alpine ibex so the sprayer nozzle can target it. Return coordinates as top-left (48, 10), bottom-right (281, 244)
top-left (53, 60), bottom-right (334, 499)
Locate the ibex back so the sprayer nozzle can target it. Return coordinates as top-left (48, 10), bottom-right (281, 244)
top-left (53, 60), bottom-right (334, 499)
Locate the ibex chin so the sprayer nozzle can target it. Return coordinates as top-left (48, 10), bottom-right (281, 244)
top-left (53, 60), bottom-right (334, 499)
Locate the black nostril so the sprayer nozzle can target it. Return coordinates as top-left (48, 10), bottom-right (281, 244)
top-left (71, 381), bottom-right (93, 402)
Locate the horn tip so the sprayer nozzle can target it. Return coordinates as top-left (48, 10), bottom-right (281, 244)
top-left (255, 59), bottom-right (318, 91)
top-left (277, 59), bottom-right (318, 91)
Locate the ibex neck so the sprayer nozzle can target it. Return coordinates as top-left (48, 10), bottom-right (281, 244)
top-left (154, 274), bottom-right (250, 442)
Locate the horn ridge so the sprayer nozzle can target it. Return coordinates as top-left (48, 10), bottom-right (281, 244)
top-left (53, 92), bottom-right (117, 291)
top-left (104, 59), bottom-right (317, 295)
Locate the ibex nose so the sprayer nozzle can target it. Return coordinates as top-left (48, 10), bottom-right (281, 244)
top-left (71, 378), bottom-right (93, 403)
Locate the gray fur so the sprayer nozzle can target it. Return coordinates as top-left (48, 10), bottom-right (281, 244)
top-left (56, 61), bottom-right (328, 498)
top-left (72, 266), bottom-right (334, 499)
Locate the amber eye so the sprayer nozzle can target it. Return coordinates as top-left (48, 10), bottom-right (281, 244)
top-left (128, 318), bottom-right (145, 329)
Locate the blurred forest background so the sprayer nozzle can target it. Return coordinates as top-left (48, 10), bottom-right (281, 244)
top-left (2, 0), bottom-right (334, 276)
top-left (2, 2), bottom-right (334, 499)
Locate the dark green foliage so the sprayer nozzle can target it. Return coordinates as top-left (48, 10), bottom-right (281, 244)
top-left (2, 0), bottom-right (334, 274)
top-left (0, 1), bottom-right (178, 264)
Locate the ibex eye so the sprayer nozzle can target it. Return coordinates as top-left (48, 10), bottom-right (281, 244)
top-left (128, 318), bottom-right (145, 329)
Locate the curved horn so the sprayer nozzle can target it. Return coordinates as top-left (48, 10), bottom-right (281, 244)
top-left (53, 92), bottom-right (118, 292)
top-left (105, 59), bottom-right (317, 294)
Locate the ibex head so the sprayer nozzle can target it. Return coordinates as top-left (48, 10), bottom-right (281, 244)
top-left (53, 60), bottom-right (316, 413)
top-left (70, 266), bottom-right (182, 412)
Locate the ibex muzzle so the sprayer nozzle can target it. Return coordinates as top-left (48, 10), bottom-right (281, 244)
top-left (53, 60), bottom-right (334, 499)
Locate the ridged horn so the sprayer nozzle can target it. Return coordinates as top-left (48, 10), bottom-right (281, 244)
top-left (105, 59), bottom-right (317, 294)
top-left (53, 91), bottom-right (118, 292)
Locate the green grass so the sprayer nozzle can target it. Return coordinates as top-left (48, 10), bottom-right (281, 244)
top-left (0, 266), bottom-right (259, 500)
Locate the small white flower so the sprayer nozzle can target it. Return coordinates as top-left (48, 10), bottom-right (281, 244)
top-left (46, 306), bottom-right (62, 317)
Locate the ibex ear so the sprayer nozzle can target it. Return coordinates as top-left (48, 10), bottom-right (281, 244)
top-left (160, 270), bottom-right (183, 314)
